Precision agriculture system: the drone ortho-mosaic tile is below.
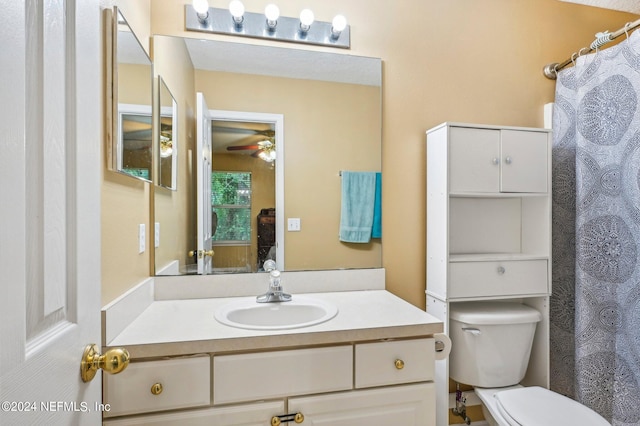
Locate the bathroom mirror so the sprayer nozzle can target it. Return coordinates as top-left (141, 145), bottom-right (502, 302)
top-left (158, 76), bottom-right (178, 190)
top-left (110, 7), bottom-right (153, 182)
top-left (152, 36), bottom-right (382, 275)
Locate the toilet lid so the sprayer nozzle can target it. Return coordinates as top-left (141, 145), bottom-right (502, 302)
top-left (495, 386), bottom-right (611, 426)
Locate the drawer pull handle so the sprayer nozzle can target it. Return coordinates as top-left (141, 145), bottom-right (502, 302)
top-left (272, 413), bottom-right (304, 425)
top-left (150, 383), bottom-right (163, 395)
top-left (497, 266), bottom-right (506, 275)
top-left (395, 359), bottom-right (405, 370)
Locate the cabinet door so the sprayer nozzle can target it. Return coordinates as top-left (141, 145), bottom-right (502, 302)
top-left (449, 127), bottom-right (500, 193)
top-left (102, 401), bottom-right (285, 426)
top-left (500, 130), bottom-right (548, 193)
top-left (289, 383), bottom-right (435, 426)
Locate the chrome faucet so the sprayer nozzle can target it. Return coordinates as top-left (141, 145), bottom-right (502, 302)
top-left (257, 260), bottom-right (292, 303)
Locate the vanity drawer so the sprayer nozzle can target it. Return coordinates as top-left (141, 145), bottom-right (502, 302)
top-left (449, 259), bottom-right (548, 299)
top-left (355, 339), bottom-right (434, 388)
top-left (213, 346), bottom-right (353, 404)
top-left (103, 356), bottom-right (211, 418)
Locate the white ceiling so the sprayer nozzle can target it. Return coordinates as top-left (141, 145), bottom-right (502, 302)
top-left (560, 0), bottom-right (640, 15)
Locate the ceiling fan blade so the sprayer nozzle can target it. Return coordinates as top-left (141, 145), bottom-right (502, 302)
top-left (227, 144), bottom-right (260, 151)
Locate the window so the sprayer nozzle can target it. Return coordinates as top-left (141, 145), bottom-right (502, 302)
top-left (211, 171), bottom-right (252, 244)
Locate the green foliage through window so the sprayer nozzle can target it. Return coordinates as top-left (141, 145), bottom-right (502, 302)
top-left (211, 172), bottom-right (252, 243)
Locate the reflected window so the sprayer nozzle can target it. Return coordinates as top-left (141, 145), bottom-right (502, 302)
top-left (212, 171), bottom-right (252, 244)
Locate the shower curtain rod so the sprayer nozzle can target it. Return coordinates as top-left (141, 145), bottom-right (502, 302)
top-left (543, 18), bottom-right (640, 80)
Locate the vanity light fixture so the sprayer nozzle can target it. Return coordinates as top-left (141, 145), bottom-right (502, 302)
top-left (298, 9), bottom-right (314, 34)
top-left (265, 4), bottom-right (279, 31)
top-left (192, 0), bottom-right (209, 23)
top-left (229, 0), bottom-right (245, 26)
top-left (186, 2), bottom-right (350, 49)
top-left (331, 15), bottom-right (347, 39)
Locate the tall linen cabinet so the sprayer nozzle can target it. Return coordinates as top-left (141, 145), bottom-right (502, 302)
top-left (425, 123), bottom-right (552, 425)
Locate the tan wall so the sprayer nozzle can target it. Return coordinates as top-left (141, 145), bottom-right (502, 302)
top-left (152, 35), bottom-right (197, 277)
top-left (196, 70), bottom-right (382, 271)
top-left (100, 1), bottom-right (636, 307)
top-left (101, 0), bottom-right (152, 306)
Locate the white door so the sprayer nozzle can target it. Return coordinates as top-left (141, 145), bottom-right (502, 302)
top-left (0, 1), bottom-right (102, 425)
top-left (196, 93), bottom-right (213, 274)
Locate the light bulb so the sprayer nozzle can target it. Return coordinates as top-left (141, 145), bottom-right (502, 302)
top-left (193, 0), bottom-right (209, 22)
top-left (299, 9), bottom-right (314, 33)
top-left (265, 4), bottom-right (279, 30)
top-left (331, 14), bottom-right (347, 37)
top-left (229, 0), bottom-right (245, 24)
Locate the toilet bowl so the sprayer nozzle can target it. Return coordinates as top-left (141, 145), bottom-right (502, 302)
top-left (449, 302), bottom-right (610, 426)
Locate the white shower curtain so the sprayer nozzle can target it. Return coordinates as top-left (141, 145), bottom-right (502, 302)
top-left (551, 29), bottom-right (640, 424)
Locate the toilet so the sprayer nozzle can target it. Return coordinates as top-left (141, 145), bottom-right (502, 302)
top-left (449, 302), bottom-right (610, 426)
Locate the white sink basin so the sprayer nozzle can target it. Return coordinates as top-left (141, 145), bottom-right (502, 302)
top-left (215, 296), bottom-right (338, 330)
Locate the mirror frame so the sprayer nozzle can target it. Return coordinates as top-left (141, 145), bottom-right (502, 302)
top-left (158, 76), bottom-right (178, 190)
top-left (110, 6), bottom-right (154, 183)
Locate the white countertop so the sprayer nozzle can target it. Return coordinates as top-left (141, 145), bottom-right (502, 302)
top-left (107, 290), bottom-right (443, 359)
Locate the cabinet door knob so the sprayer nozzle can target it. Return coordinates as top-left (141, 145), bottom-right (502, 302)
top-left (395, 359), bottom-right (405, 369)
top-left (492, 157), bottom-right (500, 165)
top-left (504, 156), bottom-right (512, 165)
top-left (497, 266), bottom-right (506, 275)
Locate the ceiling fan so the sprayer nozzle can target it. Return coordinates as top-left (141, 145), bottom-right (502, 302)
top-left (213, 123), bottom-right (276, 162)
top-left (227, 138), bottom-right (275, 161)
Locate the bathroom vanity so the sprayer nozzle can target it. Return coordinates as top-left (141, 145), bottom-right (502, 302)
top-left (101, 269), bottom-right (444, 425)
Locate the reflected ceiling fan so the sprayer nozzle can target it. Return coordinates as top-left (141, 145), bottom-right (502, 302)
top-left (212, 123), bottom-right (276, 162)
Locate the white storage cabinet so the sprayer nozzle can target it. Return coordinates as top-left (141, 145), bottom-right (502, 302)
top-left (426, 122), bottom-right (552, 426)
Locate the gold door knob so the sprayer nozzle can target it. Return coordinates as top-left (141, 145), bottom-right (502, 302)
top-left (203, 249), bottom-right (214, 257)
top-left (294, 412), bottom-right (305, 423)
top-left (188, 250), bottom-right (197, 257)
top-left (151, 383), bottom-right (163, 395)
top-left (395, 359), bottom-right (405, 370)
top-left (81, 344), bottom-right (130, 382)
top-left (271, 417), bottom-right (281, 426)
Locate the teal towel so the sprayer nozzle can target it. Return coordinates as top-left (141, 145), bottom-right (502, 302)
top-left (372, 172), bottom-right (382, 238)
top-left (339, 171), bottom-right (376, 243)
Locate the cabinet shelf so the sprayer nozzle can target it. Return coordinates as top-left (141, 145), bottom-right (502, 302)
top-left (448, 253), bottom-right (549, 262)
top-left (449, 192), bottom-right (549, 198)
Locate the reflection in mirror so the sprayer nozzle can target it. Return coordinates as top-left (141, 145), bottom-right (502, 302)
top-left (111, 7), bottom-right (153, 182)
top-left (158, 76), bottom-right (178, 190)
top-left (153, 36), bottom-right (382, 276)
top-left (209, 113), bottom-right (282, 274)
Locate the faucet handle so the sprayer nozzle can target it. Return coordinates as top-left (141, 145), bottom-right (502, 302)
top-left (263, 259), bottom-right (277, 272)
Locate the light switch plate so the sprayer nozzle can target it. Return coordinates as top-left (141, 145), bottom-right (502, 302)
top-left (287, 218), bottom-right (301, 232)
top-left (138, 224), bottom-right (146, 253)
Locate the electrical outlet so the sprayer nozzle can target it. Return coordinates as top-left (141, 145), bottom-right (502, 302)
top-left (287, 218), bottom-right (301, 232)
top-left (154, 222), bottom-right (160, 248)
top-left (138, 224), bottom-right (146, 253)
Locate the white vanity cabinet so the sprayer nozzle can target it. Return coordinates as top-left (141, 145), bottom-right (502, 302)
top-left (103, 338), bottom-right (436, 426)
top-left (426, 122), bottom-right (552, 425)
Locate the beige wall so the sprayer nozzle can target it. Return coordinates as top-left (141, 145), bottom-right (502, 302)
top-left (152, 35), bottom-right (197, 277)
top-left (196, 70), bottom-right (382, 271)
top-left (102, 1), bottom-right (637, 307)
top-left (101, 0), bottom-right (152, 305)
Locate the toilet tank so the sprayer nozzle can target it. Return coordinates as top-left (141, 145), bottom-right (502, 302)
top-left (449, 302), bottom-right (542, 388)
